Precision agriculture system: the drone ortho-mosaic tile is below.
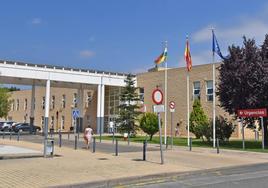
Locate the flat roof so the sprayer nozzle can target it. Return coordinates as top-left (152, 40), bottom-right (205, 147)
top-left (0, 60), bottom-right (135, 77)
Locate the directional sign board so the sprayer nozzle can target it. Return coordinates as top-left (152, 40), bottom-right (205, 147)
top-left (169, 101), bottom-right (175, 112)
top-left (152, 88), bottom-right (163, 105)
top-left (72, 108), bottom-right (80, 119)
top-left (237, 108), bottom-right (267, 117)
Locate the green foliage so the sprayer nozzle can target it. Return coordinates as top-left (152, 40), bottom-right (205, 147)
top-left (212, 116), bottom-right (236, 142)
top-left (0, 88), bottom-right (11, 118)
top-left (190, 99), bottom-right (210, 141)
top-left (217, 35), bottom-right (268, 146)
top-left (117, 74), bottom-right (141, 135)
top-left (139, 112), bottom-right (159, 141)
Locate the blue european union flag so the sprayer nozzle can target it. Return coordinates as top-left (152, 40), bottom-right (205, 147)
top-left (212, 30), bottom-right (228, 60)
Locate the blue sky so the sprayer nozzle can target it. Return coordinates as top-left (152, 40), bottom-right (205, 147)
top-left (0, 0), bottom-right (268, 74)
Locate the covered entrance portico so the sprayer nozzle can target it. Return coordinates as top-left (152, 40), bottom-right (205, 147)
top-left (0, 60), bottom-right (128, 156)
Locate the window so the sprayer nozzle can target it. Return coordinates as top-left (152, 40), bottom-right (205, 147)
top-left (206, 80), bottom-right (213, 101)
top-left (51, 116), bottom-right (54, 129)
top-left (73, 93), bottom-right (77, 108)
top-left (16, 99), bottom-right (19, 111)
top-left (62, 95), bottom-right (66, 108)
top-left (72, 117), bottom-right (76, 128)
top-left (41, 116), bottom-right (44, 128)
top-left (42, 96), bottom-right (45, 110)
top-left (51, 96), bottom-right (55, 109)
top-left (139, 88), bottom-right (144, 103)
top-left (86, 92), bottom-right (92, 108)
top-left (193, 81), bottom-right (201, 100)
top-left (24, 99), bottom-right (28, 110)
top-left (61, 116), bottom-right (65, 130)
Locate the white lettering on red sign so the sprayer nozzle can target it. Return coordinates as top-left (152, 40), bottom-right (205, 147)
top-left (237, 108), bottom-right (267, 117)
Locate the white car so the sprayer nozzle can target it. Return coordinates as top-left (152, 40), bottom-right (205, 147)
top-left (0, 121), bottom-right (15, 131)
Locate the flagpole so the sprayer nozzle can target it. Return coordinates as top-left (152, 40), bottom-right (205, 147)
top-left (187, 71), bottom-right (190, 146)
top-left (164, 41), bottom-right (168, 145)
top-left (212, 29), bottom-right (216, 148)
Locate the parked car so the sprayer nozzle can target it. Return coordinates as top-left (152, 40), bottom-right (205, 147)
top-left (12, 123), bottom-right (41, 133)
top-left (0, 121), bottom-right (15, 131)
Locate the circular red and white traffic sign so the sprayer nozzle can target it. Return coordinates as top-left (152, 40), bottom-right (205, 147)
top-left (152, 88), bottom-right (163, 105)
top-left (169, 101), bottom-right (175, 109)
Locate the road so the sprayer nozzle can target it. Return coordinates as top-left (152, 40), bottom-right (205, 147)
top-left (122, 163), bottom-right (268, 188)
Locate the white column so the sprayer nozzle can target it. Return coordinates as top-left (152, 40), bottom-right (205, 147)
top-left (101, 84), bottom-right (105, 122)
top-left (97, 82), bottom-right (105, 134)
top-left (30, 82), bottom-right (35, 128)
top-left (44, 79), bottom-right (50, 157)
top-left (77, 84), bottom-right (84, 132)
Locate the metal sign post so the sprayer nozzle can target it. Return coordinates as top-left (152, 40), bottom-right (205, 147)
top-left (261, 117), bottom-right (265, 150)
top-left (158, 112), bottom-right (164, 164)
top-left (152, 88), bottom-right (164, 164)
top-left (169, 101), bottom-right (175, 149)
top-left (241, 118), bottom-right (245, 150)
top-left (238, 108), bottom-right (267, 150)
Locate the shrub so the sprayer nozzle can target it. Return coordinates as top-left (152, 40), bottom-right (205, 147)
top-left (139, 112), bottom-right (159, 141)
top-left (190, 99), bottom-right (210, 141)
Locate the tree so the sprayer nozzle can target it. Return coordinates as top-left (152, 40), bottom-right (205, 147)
top-left (140, 112), bottom-right (159, 141)
top-left (117, 74), bottom-right (141, 137)
top-left (217, 36), bottom-right (268, 146)
top-left (189, 99), bottom-right (210, 141)
top-left (0, 88), bottom-right (11, 119)
top-left (212, 116), bottom-right (236, 142)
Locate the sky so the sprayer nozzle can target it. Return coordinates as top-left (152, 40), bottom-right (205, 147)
top-left (0, 0), bottom-right (268, 74)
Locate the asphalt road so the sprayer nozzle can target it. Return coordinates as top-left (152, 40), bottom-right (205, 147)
top-left (123, 163), bottom-right (268, 188)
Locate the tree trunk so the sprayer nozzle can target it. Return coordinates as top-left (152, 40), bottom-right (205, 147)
top-left (263, 117), bottom-right (268, 148)
top-left (150, 134), bottom-right (153, 141)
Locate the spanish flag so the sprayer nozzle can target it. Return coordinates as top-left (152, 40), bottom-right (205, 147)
top-left (184, 38), bottom-right (192, 71)
top-left (154, 47), bottom-right (167, 65)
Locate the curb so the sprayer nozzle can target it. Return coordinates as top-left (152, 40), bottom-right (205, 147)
top-left (0, 153), bottom-right (43, 160)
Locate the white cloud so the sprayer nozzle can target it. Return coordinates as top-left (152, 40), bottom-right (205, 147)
top-left (31, 18), bottom-right (42, 25)
top-left (79, 50), bottom-right (95, 58)
top-left (192, 20), bottom-right (268, 45)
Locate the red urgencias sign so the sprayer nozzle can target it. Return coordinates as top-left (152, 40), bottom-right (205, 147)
top-left (237, 108), bottom-right (267, 117)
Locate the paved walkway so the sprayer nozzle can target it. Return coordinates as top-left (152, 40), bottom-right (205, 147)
top-left (0, 138), bottom-right (268, 188)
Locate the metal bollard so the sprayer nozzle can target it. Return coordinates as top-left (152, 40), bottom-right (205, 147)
top-left (92, 137), bottom-right (96, 153)
top-left (17, 132), bottom-right (20, 141)
top-left (2, 132), bottom-right (4, 139)
top-left (189, 137), bottom-right (192, 151)
top-left (216, 138), bottom-right (220, 154)
top-left (112, 131), bottom-right (115, 144)
top-left (166, 136), bottom-right (169, 149)
top-left (74, 135), bottom-right (78, 150)
top-left (115, 139), bottom-right (118, 156)
top-left (10, 132), bottom-right (12, 140)
top-left (59, 132), bottom-right (62, 148)
top-left (143, 140), bottom-right (147, 161)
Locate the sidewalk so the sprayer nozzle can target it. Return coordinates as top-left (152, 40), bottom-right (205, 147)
top-left (0, 138), bottom-right (268, 188)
